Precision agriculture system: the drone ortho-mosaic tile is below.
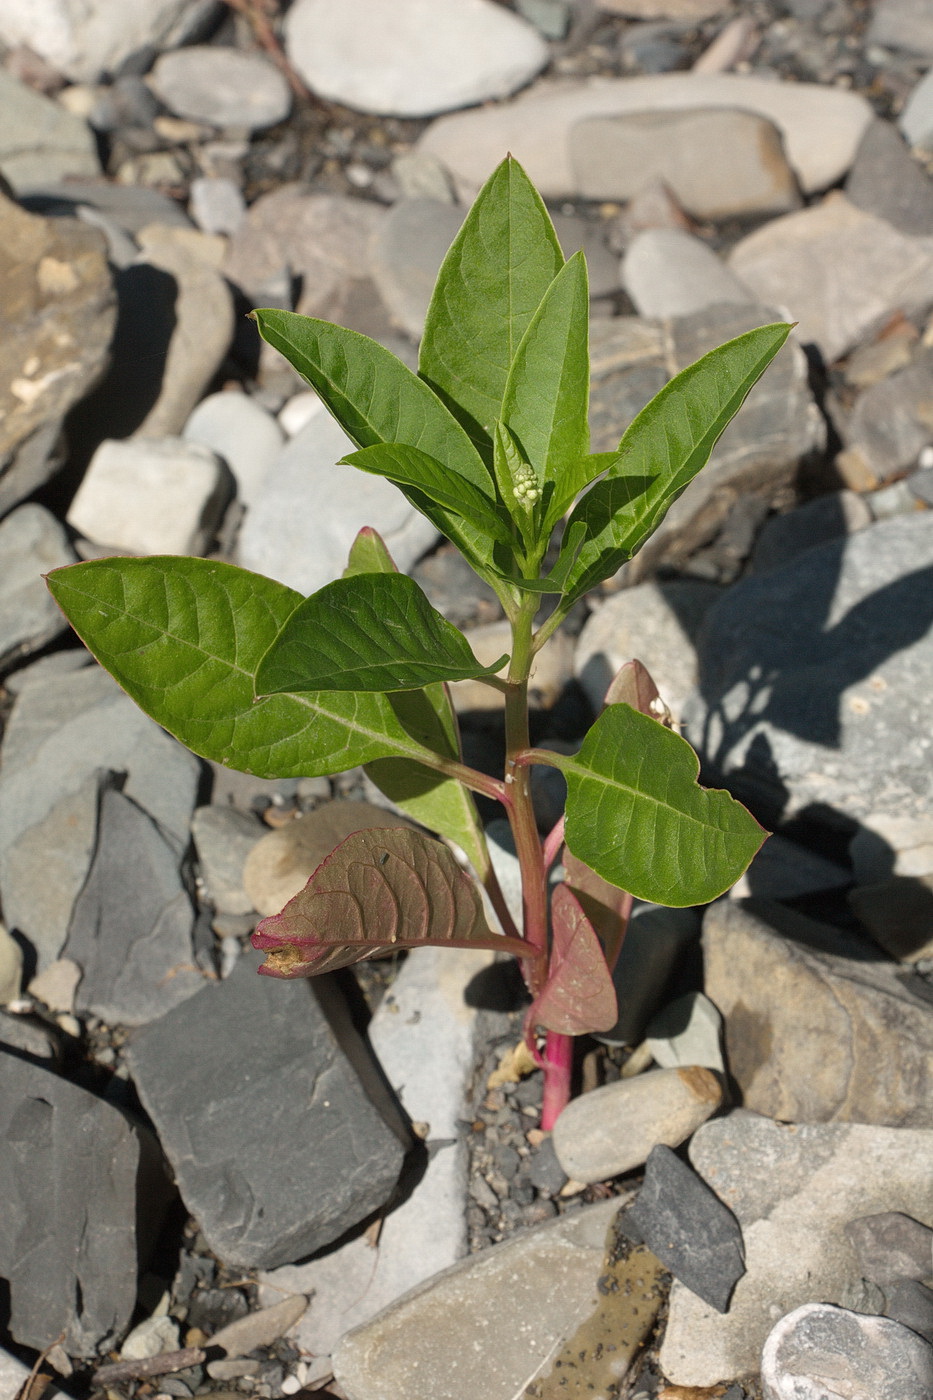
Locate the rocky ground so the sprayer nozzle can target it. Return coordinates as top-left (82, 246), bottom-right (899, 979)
top-left (1, 0), bottom-right (933, 1398)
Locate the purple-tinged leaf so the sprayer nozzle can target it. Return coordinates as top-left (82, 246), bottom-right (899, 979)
top-left (603, 658), bottom-right (672, 726)
top-left (527, 884), bottom-right (617, 1035)
top-left (252, 826), bottom-right (531, 977)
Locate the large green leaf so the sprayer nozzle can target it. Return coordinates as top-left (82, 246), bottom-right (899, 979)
top-left (561, 322), bottom-right (792, 605)
top-left (500, 250), bottom-right (590, 530)
top-left (256, 573), bottom-right (507, 694)
top-left (46, 557), bottom-right (448, 779)
top-left (252, 826), bottom-right (530, 977)
top-left (419, 156), bottom-right (564, 460)
top-left (558, 704), bottom-right (766, 906)
top-left (254, 309), bottom-right (494, 498)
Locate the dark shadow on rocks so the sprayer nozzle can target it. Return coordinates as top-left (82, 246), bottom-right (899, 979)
top-left (463, 957), bottom-right (528, 1014)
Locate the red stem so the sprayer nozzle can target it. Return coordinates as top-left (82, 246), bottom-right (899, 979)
top-left (540, 1030), bottom-right (574, 1130)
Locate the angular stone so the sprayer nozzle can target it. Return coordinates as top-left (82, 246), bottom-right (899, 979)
top-left (333, 1198), bottom-right (623, 1400)
top-left (0, 1049), bottom-right (163, 1356)
top-left (236, 407), bottom-right (438, 595)
top-left (623, 1144), bottom-right (744, 1312)
top-left (183, 390), bottom-right (284, 512)
top-left (260, 946), bottom-right (492, 1359)
top-left (284, 0), bottom-right (548, 119)
top-left (571, 108), bottom-right (801, 219)
top-left (150, 47), bottom-right (291, 132)
top-left (760, 1302), bottom-right (933, 1400)
top-left (728, 194), bottom-right (933, 364)
top-left (0, 0), bottom-right (217, 84)
top-left (622, 228), bottom-right (754, 319)
top-left (552, 1066), bottom-right (722, 1183)
top-left (0, 667), bottom-right (201, 970)
top-left (191, 805), bottom-right (265, 918)
top-left (65, 786), bottom-right (202, 1026)
top-left (67, 437), bottom-right (231, 555)
top-left (0, 188), bottom-right (114, 515)
top-left (243, 801), bottom-right (415, 917)
top-left (0, 71), bottom-right (100, 191)
top-left (683, 512), bottom-right (933, 879)
top-left (845, 117), bottom-right (933, 238)
top-left (645, 991), bottom-right (724, 1073)
top-left (126, 951), bottom-right (408, 1270)
top-left (703, 899), bottom-right (933, 1128)
top-left (574, 578), bottom-right (721, 723)
top-left (418, 75), bottom-right (873, 202)
top-left (659, 1111), bottom-right (933, 1386)
top-left (843, 352), bottom-right (933, 483)
top-left (0, 505), bottom-right (74, 673)
top-left (846, 1212), bottom-right (933, 1286)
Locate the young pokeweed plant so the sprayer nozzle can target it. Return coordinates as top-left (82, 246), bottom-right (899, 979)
top-left (47, 157), bottom-right (790, 1129)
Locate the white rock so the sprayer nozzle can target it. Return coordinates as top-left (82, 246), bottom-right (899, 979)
top-left (119, 1313), bottom-right (179, 1360)
top-left (728, 193), bottom-right (933, 364)
top-left (188, 176), bottom-right (246, 236)
top-left (0, 0), bottom-right (218, 85)
top-left (761, 1302), bottom-right (933, 1400)
top-left (150, 47), bottom-right (291, 132)
top-left (418, 74), bottom-right (873, 201)
top-left (183, 391), bottom-right (284, 511)
top-left (236, 411), bottom-right (439, 594)
top-left (277, 391), bottom-right (324, 438)
top-left (623, 227), bottom-right (755, 321)
top-left (284, 0), bottom-right (548, 118)
top-left (67, 437), bottom-right (231, 556)
top-left (260, 946), bottom-right (492, 1359)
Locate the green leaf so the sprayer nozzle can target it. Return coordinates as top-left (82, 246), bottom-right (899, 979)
top-left (46, 557), bottom-right (448, 779)
top-left (366, 685), bottom-right (494, 887)
top-left (256, 572), bottom-right (508, 694)
top-left (558, 704), bottom-right (767, 906)
top-left (419, 155), bottom-right (564, 460)
top-left (252, 826), bottom-right (531, 977)
top-left (527, 883), bottom-right (617, 1035)
top-left (561, 322), bottom-right (793, 605)
top-left (254, 309), bottom-right (494, 498)
top-left (343, 526), bottom-right (399, 577)
top-left (500, 250), bottom-right (590, 528)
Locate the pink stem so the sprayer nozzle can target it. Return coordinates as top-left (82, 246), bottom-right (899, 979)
top-left (540, 1030), bottom-right (574, 1130)
top-left (542, 815), bottom-right (565, 872)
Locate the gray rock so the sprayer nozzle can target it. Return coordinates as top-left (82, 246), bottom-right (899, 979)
top-left (703, 899), bottom-right (933, 1128)
top-left (67, 437), bottom-right (231, 556)
top-left (624, 1144), bottom-right (744, 1312)
top-left (24, 180), bottom-right (193, 235)
top-left (188, 176), bottom-right (246, 237)
top-left (191, 805), bottom-right (265, 917)
top-left (622, 229), bottom-right (755, 319)
top-left (417, 74), bottom-right (873, 203)
top-left (867, 0), bottom-right (933, 57)
top-left (846, 1212), bottom-right (933, 1286)
top-left (0, 505), bottom-right (74, 672)
top-left (571, 108), bottom-right (801, 219)
top-left (0, 188), bottom-right (115, 517)
top-left (0, 1049), bottom-right (163, 1356)
top-left (126, 951), bottom-right (409, 1270)
top-left (749, 491), bottom-right (872, 574)
top-left (901, 67), bottom-right (933, 151)
top-left (598, 901), bottom-right (701, 1046)
top-left (760, 1302), bottom-right (933, 1400)
top-left (730, 833), bottom-right (851, 901)
top-left (684, 513), bottom-right (933, 879)
top-left (209, 1295), bottom-right (308, 1358)
top-left (552, 1066), bottom-right (722, 1183)
top-left (183, 391), bottom-right (284, 512)
top-left (0, 926), bottom-right (22, 1005)
top-left (574, 579), bottom-right (721, 723)
top-left (260, 946), bottom-right (493, 1359)
top-left (843, 352), bottom-right (933, 484)
top-left (660, 1110), bottom-right (933, 1387)
top-left (236, 406), bottom-right (439, 595)
top-left (846, 118), bottom-right (933, 238)
top-left (150, 47), bottom-right (291, 132)
top-left (883, 1279), bottom-right (933, 1343)
top-left (588, 315), bottom-right (669, 450)
top-left (332, 1198), bottom-right (624, 1400)
top-left (728, 194), bottom-right (933, 364)
top-left (0, 0), bottom-right (218, 84)
top-left (551, 211), bottom-right (621, 299)
top-left (4, 648), bottom-right (90, 695)
top-left (0, 1010), bottom-right (59, 1061)
top-left (65, 786), bottom-right (203, 1026)
top-left (0, 70), bottom-right (100, 191)
top-left (0, 666), bottom-right (201, 970)
top-left (369, 199), bottom-right (465, 340)
top-left (645, 991), bottom-right (725, 1073)
top-left (284, 0), bottom-right (548, 119)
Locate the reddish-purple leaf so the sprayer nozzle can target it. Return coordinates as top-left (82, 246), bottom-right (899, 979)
top-left (527, 883), bottom-right (617, 1035)
top-left (252, 826), bottom-right (531, 977)
top-left (603, 657), bottom-right (672, 726)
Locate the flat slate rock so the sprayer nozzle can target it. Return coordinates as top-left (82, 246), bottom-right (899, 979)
top-left (0, 504), bottom-right (75, 673)
top-left (0, 1049), bottom-right (161, 1357)
top-left (126, 951), bottom-right (409, 1270)
top-left (622, 1143), bottom-right (745, 1312)
top-left (66, 786), bottom-right (203, 1027)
